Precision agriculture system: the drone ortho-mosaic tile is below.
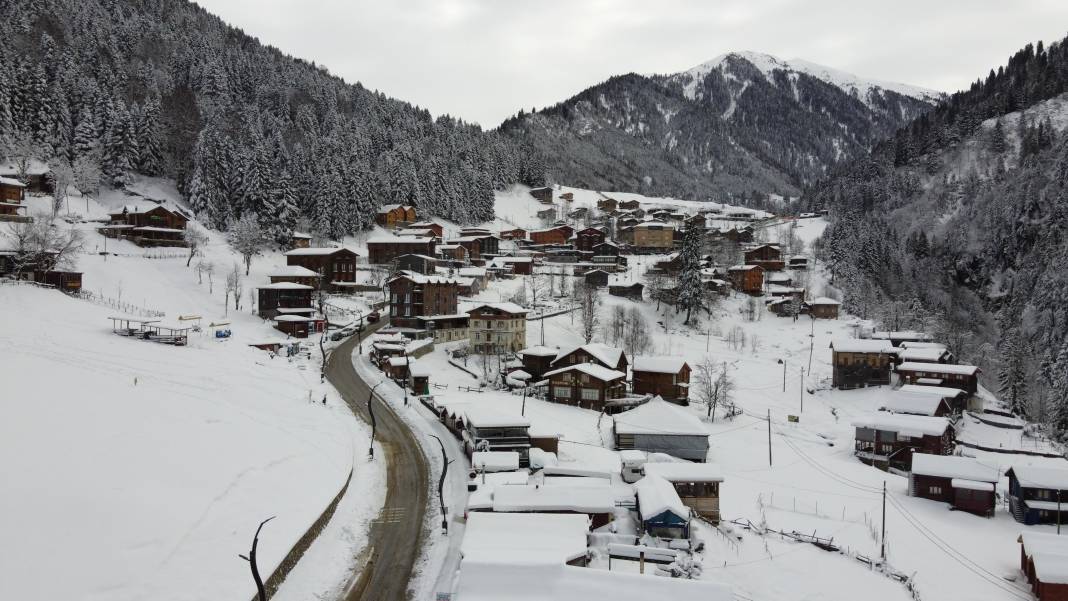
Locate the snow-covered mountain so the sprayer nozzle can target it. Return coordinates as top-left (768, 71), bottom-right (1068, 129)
top-left (499, 52), bottom-right (941, 201)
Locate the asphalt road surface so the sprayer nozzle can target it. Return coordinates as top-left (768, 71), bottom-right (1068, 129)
top-left (326, 328), bottom-right (429, 601)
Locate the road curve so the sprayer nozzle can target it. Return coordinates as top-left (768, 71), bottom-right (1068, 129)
top-left (326, 329), bottom-right (430, 601)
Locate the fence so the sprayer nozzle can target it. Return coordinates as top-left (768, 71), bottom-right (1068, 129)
top-left (75, 290), bottom-right (165, 318)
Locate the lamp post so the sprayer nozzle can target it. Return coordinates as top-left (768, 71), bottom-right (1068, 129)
top-left (429, 434), bottom-right (452, 533)
top-left (403, 350), bottom-right (409, 407)
top-left (776, 358), bottom-right (786, 392)
top-left (367, 381), bottom-right (383, 459)
top-left (799, 367), bottom-right (805, 413)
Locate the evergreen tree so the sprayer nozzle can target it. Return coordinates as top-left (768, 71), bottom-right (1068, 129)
top-left (998, 332), bottom-right (1030, 417)
top-left (675, 225), bottom-right (705, 324)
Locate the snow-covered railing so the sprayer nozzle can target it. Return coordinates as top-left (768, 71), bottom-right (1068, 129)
top-left (0, 278), bottom-right (56, 290)
top-left (75, 290), bottom-right (165, 318)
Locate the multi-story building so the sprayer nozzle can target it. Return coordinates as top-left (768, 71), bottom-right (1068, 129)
top-left (467, 302), bottom-right (529, 354)
top-left (387, 271), bottom-right (459, 329)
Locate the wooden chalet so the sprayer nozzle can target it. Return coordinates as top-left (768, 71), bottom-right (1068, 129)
top-left (623, 222), bottom-right (674, 250)
top-left (529, 226), bottom-right (570, 246)
top-left (743, 244), bottom-right (784, 271)
top-left (727, 264), bottom-right (764, 295)
top-left (387, 271), bottom-right (459, 329)
top-left (609, 282), bottom-right (644, 301)
top-left (897, 346), bottom-right (952, 364)
top-left (635, 475), bottom-right (691, 539)
top-left (550, 343), bottom-right (627, 373)
top-left (851, 413), bottom-right (954, 471)
top-left (643, 462), bottom-right (724, 523)
top-left (256, 282), bottom-right (314, 319)
top-left (829, 339), bottom-right (895, 389)
top-left (898, 384), bottom-right (969, 414)
top-left (394, 253), bottom-right (438, 274)
top-left (416, 314), bottom-right (469, 344)
top-left (437, 243), bottom-right (469, 263)
top-left (1007, 466), bottom-right (1068, 526)
top-left (870, 331), bottom-right (934, 347)
top-left (544, 363), bottom-right (627, 411)
top-left (1019, 532), bottom-right (1068, 601)
top-left (632, 356), bottom-right (690, 405)
top-left (909, 453), bottom-right (998, 517)
top-left (613, 397), bottom-right (710, 462)
top-left (268, 265), bottom-right (320, 288)
top-left (489, 256), bottom-right (533, 275)
top-left (575, 227), bottom-right (606, 251)
top-left (618, 199), bottom-right (641, 211)
top-left (34, 270), bottom-right (83, 291)
top-left (273, 314), bottom-right (324, 338)
top-left (529, 186), bottom-right (553, 203)
top-left (483, 484), bottom-right (615, 529)
top-left (536, 207), bottom-right (557, 221)
top-left (788, 255), bottom-right (809, 270)
top-left (375, 204), bottom-right (416, 228)
top-left (284, 247), bottom-right (359, 291)
top-left (460, 406), bottom-right (532, 460)
top-left (895, 362), bottom-right (980, 395)
top-left (584, 269), bottom-right (609, 288)
top-left (597, 197), bottom-right (618, 212)
top-left (408, 220), bottom-right (444, 239)
top-left (808, 297), bottom-right (840, 319)
top-left (367, 237), bottom-right (436, 265)
top-left (518, 345), bottom-right (559, 380)
top-left (0, 176), bottom-right (27, 222)
top-left (499, 227), bottom-right (527, 241)
top-left (880, 390), bottom-right (954, 417)
top-left (592, 241), bottom-right (620, 257)
top-left (101, 204), bottom-right (190, 247)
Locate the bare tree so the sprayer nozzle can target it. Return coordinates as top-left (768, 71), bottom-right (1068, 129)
top-left (50, 160), bottom-right (74, 218)
top-left (225, 263), bottom-right (243, 314)
top-left (607, 304), bottom-right (628, 346)
top-left (239, 516), bottom-right (276, 601)
top-left (227, 213), bottom-right (266, 275)
top-left (203, 261), bottom-right (215, 294)
top-left (184, 224), bottom-right (209, 267)
top-left (622, 306), bottom-right (652, 357)
top-left (693, 357), bottom-right (735, 420)
top-left (72, 154), bottom-right (102, 213)
top-left (3, 131), bottom-right (37, 183)
top-left (3, 216), bottom-right (84, 277)
top-left (574, 281), bottom-right (601, 344)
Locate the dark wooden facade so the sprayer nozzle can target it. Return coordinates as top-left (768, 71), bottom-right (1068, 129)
top-left (519, 346), bottom-right (558, 380)
top-left (1007, 467), bottom-right (1068, 525)
top-left (388, 273), bottom-right (459, 329)
top-left (727, 265), bottom-right (764, 295)
top-left (529, 186), bottom-right (553, 203)
top-left (284, 248), bottom-right (359, 289)
top-left (853, 419), bottom-right (954, 471)
top-left (551, 344), bottom-right (628, 373)
top-left (545, 365), bottom-right (626, 411)
top-left (34, 270), bottom-right (82, 292)
top-left (104, 205), bottom-right (189, 247)
top-left (256, 283), bottom-right (314, 319)
top-left (632, 359), bottom-right (690, 405)
top-left (575, 227), bottom-right (606, 252)
top-left (584, 269), bottom-right (609, 288)
top-left (895, 363), bottom-right (980, 395)
top-left (830, 340), bottom-right (895, 389)
top-left (744, 244), bottom-right (784, 271)
top-left (910, 473), bottom-right (995, 517)
top-left (529, 227), bottom-right (569, 245)
top-left (368, 239), bottom-right (436, 265)
top-left (394, 253), bottom-right (438, 274)
top-left (608, 283), bottom-right (644, 301)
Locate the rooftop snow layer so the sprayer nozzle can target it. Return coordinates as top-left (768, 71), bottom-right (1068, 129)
top-left (851, 413), bottom-right (951, 437)
top-left (552, 342), bottom-right (625, 368)
top-left (642, 461), bottom-right (724, 483)
top-left (491, 484), bottom-right (615, 513)
top-left (881, 392), bottom-right (949, 416)
top-left (1009, 465), bottom-right (1068, 490)
top-left (910, 454), bottom-right (998, 482)
top-left (635, 474), bottom-right (689, 519)
top-left (460, 512), bottom-right (589, 564)
top-left (464, 407), bottom-right (530, 429)
top-left (897, 362), bottom-right (979, 376)
top-left (830, 339), bottom-right (896, 354)
top-left (613, 397), bottom-right (707, 436)
top-left (632, 356), bottom-right (688, 374)
top-left (543, 363), bottom-right (626, 382)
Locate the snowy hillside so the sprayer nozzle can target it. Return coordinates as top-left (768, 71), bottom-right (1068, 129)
top-left (0, 183), bottom-right (384, 601)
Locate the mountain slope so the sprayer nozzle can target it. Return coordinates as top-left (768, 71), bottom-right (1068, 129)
top-left (807, 38), bottom-right (1068, 431)
top-left (499, 52), bottom-right (939, 201)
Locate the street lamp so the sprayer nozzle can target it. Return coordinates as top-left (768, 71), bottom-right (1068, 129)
top-left (428, 434), bottom-right (452, 533)
top-left (776, 358), bottom-right (786, 392)
top-left (367, 381), bottom-right (383, 459)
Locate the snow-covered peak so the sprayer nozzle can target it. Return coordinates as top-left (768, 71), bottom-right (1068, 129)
top-left (677, 51), bottom-right (943, 106)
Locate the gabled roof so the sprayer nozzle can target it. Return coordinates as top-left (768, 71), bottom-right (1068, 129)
top-left (465, 302), bottom-right (529, 316)
top-left (851, 413), bottom-right (951, 437)
top-left (0, 176), bottom-right (26, 187)
top-left (388, 270), bottom-right (458, 285)
top-left (897, 362), bottom-right (979, 376)
top-left (543, 363), bottom-right (626, 382)
top-left (910, 453), bottom-right (998, 482)
top-left (635, 475), bottom-right (689, 520)
top-left (268, 265), bottom-right (320, 278)
top-left (881, 392), bottom-right (950, 416)
top-left (461, 513), bottom-right (589, 564)
top-left (552, 343), bottom-right (625, 368)
top-left (1007, 465), bottom-right (1068, 490)
top-left (492, 484), bottom-right (615, 513)
top-left (284, 246), bottom-right (358, 257)
top-left (898, 384), bottom-right (965, 399)
top-left (829, 339), bottom-right (895, 354)
top-left (809, 297), bottom-right (841, 306)
top-left (899, 348), bottom-right (950, 363)
top-left (519, 345), bottom-right (559, 357)
top-left (257, 282), bottom-right (314, 290)
top-left (613, 397), bottom-right (707, 436)
top-left (632, 356), bottom-right (688, 374)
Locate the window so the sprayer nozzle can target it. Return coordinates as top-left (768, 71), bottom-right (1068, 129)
top-left (581, 388), bottom-right (599, 401)
top-left (929, 486), bottom-right (942, 495)
top-left (553, 386), bottom-right (571, 399)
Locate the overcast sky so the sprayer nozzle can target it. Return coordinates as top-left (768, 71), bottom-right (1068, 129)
top-left (194, 0), bottom-right (1068, 127)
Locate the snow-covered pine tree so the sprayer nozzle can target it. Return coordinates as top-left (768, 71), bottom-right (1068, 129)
top-left (134, 98), bottom-right (163, 175)
top-left (676, 225), bottom-right (705, 324)
top-left (998, 332), bottom-right (1030, 417)
top-left (72, 107), bottom-right (98, 159)
top-left (101, 101), bottom-right (134, 187)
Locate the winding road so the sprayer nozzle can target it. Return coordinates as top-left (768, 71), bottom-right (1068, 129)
top-left (326, 328), bottom-right (430, 601)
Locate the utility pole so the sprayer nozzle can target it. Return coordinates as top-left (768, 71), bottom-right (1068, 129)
top-left (429, 434), bottom-right (452, 533)
top-left (777, 358), bottom-right (786, 392)
top-left (521, 384), bottom-right (528, 417)
top-left (367, 382), bottom-right (382, 459)
top-left (403, 351), bottom-right (409, 406)
top-left (799, 367), bottom-right (804, 413)
top-left (767, 409), bottom-right (772, 466)
top-left (881, 481), bottom-right (887, 560)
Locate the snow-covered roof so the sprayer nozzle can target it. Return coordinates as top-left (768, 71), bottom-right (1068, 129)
top-left (896, 362), bottom-right (979, 376)
top-left (464, 407), bottom-right (530, 429)
top-left (132, 226), bottom-right (184, 233)
top-left (881, 392), bottom-right (949, 416)
top-left (541, 464), bottom-right (615, 480)
top-left (407, 358), bottom-right (432, 377)
top-left (466, 302), bottom-right (529, 316)
top-left (810, 297), bottom-right (841, 306)
top-left (274, 315), bottom-right (316, 322)
top-left (899, 341), bottom-right (948, 350)
top-left (456, 560), bottom-right (733, 601)
top-left (509, 370), bottom-right (532, 380)
top-left (520, 345), bottom-right (559, 357)
top-left (910, 454), bottom-right (998, 482)
top-left (396, 228), bottom-right (433, 236)
top-left (897, 384), bottom-right (965, 398)
top-left (1008, 465), bottom-right (1068, 490)
top-left (619, 449), bottom-right (647, 466)
top-left (871, 330), bottom-right (932, 341)
top-left (268, 265), bottom-right (320, 278)
top-left (283, 246), bottom-right (357, 256)
top-left (632, 356), bottom-right (688, 374)
top-left (461, 512), bottom-right (588, 564)
top-left (1020, 532), bottom-right (1068, 584)
top-left (543, 363), bottom-right (626, 382)
top-left (613, 397), bottom-right (708, 436)
top-left (830, 339), bottom-right (895, 354)
top-left (643, 461), bottom-right (724, 483)
top-left (377, 203), bottom-right (413, 213)
top-left (553, 343), bottom-right (625, 368)
top-left (951, 479), bottom-right (994, 492)
top-left (276, 307), bottom-right (316, 314)
top-left (899, 348), bottom-right (950, 363)
top-left (727, 264), bottom-right (761, 271)
top-left (291, 231), bottom-right (312, 239)
top-left (0, 176), bottom-right (26, 187)
top-left (472, 451), bottom-right (521, 473)
top-left (635, 475), bottom-right (689, 520)
top-left (851, 413), bottom-right (951, 438)
top-left (388, 271), bottom-right (458, 285)
top-left (257, 282), bottom-right (314, 290)
top-left (492, 485), bottom-right (615, 513)
top-left (367, 235), bottom-right (433, 244)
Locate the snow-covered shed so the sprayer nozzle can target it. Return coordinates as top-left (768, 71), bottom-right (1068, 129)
top-left (472, 451), bottom-right (521, 474)
top-left (634, 475), bottom-right (691, 539)
top-left (880, 391), bottom-right (953, 417)
top-left (488, 484), bottom-right (616, 528)
top-left (461, 512), bottom-right (590, 566)
top-left (895, 362), bottom-right (980, 395)
top-left (909, 453), bottom-right (999, 517)
top-left (613, 397), bottom-right (709, 462)
top-left (1007, 465), bottom-right (1068, 525)
top-left (642, 462), bottom-right (724, 523)
top-left (851, 413), bottom-right (954, 471)
top-left (1019, 531), bottom-right (1068, 601)
top-left (631, 356), bottom-right (691, 405)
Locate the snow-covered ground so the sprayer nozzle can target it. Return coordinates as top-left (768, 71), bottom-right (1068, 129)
top-left (0, 182), bottom-right (383, 601)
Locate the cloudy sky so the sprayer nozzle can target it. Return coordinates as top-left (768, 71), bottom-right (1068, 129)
top-left (195, 0), bottom-right (1068, 127)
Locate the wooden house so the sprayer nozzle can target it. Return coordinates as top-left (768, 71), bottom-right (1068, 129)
top-left (33, 270), bottom-right (82, 291)
top-left (609, 282), bottom-right (644, 301)
top-left (743, 244), bottom-right (784, 271)
top-left (460, 513), bottom-right (590, 567)
top-left (408, 220), bottom-right (444, 239)
top-left (387, 271), bottom-right (459, 329)
top-left (467, 302), bottom-right (528, 353)
top-left (486, 484), bottom-right (615, 529)
top-left (643, 462), bottom-right (723, 523)
top-left (375, 204), bottom-right (416, 228)
top-left (102, 204), bottom-right (190, 247)
top-left (597, 197), bottom-right (618, 212)
top-left (635, 475), bottom-right (691, 539)
top-left (851, 413), bottom-right (954, 471)
top-left (584, 269), bottom-right (609, 288)
top-left (1019, 532), bottom-right (1068, 601)
top-left (829, 339), bottom-right (895, 389)
top-left (1007, 466), bottom-right (1068, 525)
top-left (273, 314), bottom-right (324, 338)
top-left (788, 255), bottom-right (809, 270)
top-left (416, 314), bottom-right (469, 344)
top-left (592, 241), bottom-right (620, 257)
top-left (898, 384), bottom-right (969, 414)
top-left (880, 391), bottom-right (954, 417)
top-left (529, 186), bottom-right (553, 203)
top-left (394, 253), bottom-right (438, 274)
top-left (499, 227), bottom-right (527, 241)
top-left (367, 237), bottom-right (436, 265)
top-left (909, 453), bottom-right (998, 517)
top-left (544, 363), bottom-right (627, 411)
top-left (268, 265), bottom-right (322, 288)
top-left (284, 247), bottom-right (359, 290)
top-left (256, 282), bottom-right (315, 319)
top-left (614, 397), bottom-right (710, 462)
top-left (895, 362), bottom-right (980, 395)
top-left (625, 222), bottom-right (674, 250)
top-left (445, 236), bottom-right (485, 261)
top-left (0, 161), bottom-right (51, 193)
top-left (536, 207), bottom-right (558, 221)
top-left (289, 232), bottom-right (312, 249)
top-left (490, 256), bottom-right (533, 275)
top-left (437, 243), bottom-right (469, 263)
top-left (575, 227), bottom-right (606, 252)
top-left (727, 264), bottom-right (764, 295)
top-left (632, 356), bottom-right (690, 405)
top-left (460, 407), bottom-right (531, 459)
top-left (619, 199), bottom-right (641, 211)
top-left (0, 177), bottom-right (27, 221)
top-left (519, 345), bottom-right (558, 380)
top-left (550, 343), bottom-right (628, 373)
top-left (808, 297), bottom-right (840, 319)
